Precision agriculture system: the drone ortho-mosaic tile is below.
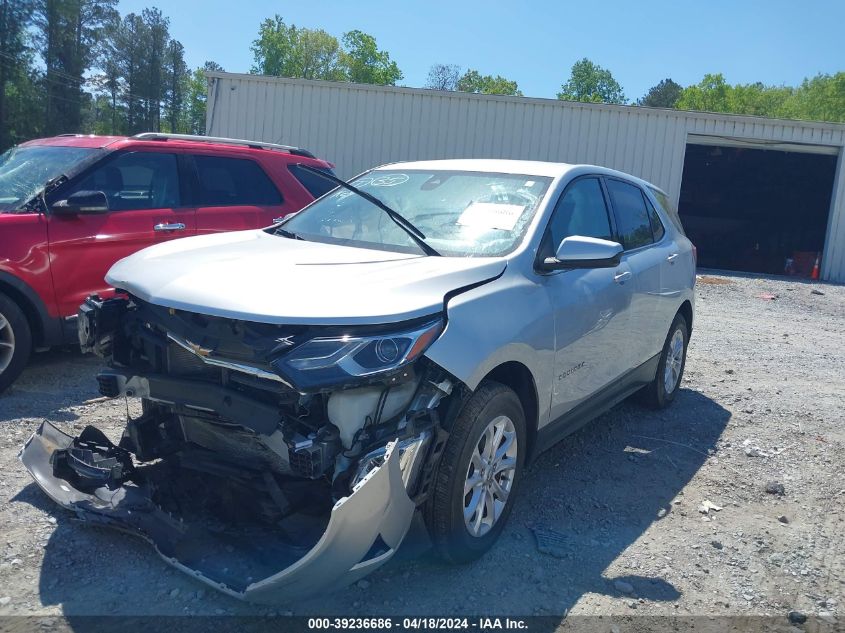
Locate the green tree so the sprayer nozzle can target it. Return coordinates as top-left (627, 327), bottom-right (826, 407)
top-left (557, 58), bottom-right (626, 104)
top-left (784, 73), bottom-right (845, 123)
top-left (3, 65), bottom-right (44, 146)
top-left (296, 28), bottom-right (342, 80)
top-left (675, 73), bottom-right (732, 112)
top-left (0, 0), bottom-right (36, 149)
top-left (88, 16), bottom-right (123, 135)
top-left (251, 17), bottom-right (402, 86)
top-left (676, 73), bottom-right (794, 118)
top-left (638, 78), bottom-right (682, 108)
top-left (676, 72), bottom-right (845, 123)
top-left (185, 61), bottom-right (223, 134)
top-left (140, 7), bottom-right (169, 131)
top-left (33, 0), bottom-right (118, 135)
top-left (114, 12), bottom-right (146, 132)
top-left (251, 15), bottom-right (343, 80)
top-left (456, 69), bottom-right (522, 96)
top-left (339, 29), bottom-right (402, 85)
top-left (96, 8), bottom-right (187, 135)
top-left (163, 39), bottom-right (188, 133)
top-left (425, 63), bottom-right (460, 91)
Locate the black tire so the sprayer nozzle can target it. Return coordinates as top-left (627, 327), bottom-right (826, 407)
top-left (423, 380), bottom-right (526, 564)
top-left (0, 292), bottom-right (32, 394)
top-left (639, 313), bottom-right (689, 409)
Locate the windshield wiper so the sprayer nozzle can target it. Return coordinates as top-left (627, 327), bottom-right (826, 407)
top-left (275, 227), bottom-right (304, 240)
top-left (294, 163), bottom-right (440, 256)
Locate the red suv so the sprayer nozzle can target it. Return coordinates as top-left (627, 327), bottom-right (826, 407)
top-left (0, 133), bottom-right (336, 392)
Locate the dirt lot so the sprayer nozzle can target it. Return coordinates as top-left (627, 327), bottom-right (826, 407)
top-left (0, 273), bottom-right (842, 623)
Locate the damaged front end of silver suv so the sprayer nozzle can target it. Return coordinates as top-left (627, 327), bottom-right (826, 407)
top-left (20, 293), bottom-right (458, 603)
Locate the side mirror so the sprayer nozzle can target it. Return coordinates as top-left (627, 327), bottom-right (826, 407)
top-left (51, 190), bottom-right (109, 215)
top-left (541, 235), bottom-right (623, 270)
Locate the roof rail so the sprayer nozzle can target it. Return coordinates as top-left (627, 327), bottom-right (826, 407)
top-left (131, 133), bottom-right (316, 158)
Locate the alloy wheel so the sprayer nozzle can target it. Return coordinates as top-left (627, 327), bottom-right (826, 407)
top-left (0, 311), bottom-right (15, 374)
top-left (463, 415), bottom-right (518, 538)
top-left (663, 328), bottom-right (684, 395)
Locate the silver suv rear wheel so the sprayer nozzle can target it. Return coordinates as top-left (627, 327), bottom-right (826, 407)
top-left (638, 312), bottom-right (689, 409)
top-left (664, 329), bottom-right (685, 395)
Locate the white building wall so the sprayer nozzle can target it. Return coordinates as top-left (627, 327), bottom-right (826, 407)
top-left (206, 72), bottom-right (845, 282)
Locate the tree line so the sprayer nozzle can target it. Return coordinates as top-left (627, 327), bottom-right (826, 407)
top-left (425, 58), bottom-right (845, 125)
top-left (0, 0), bottom-right (220, 151)
top-left (2, 4), bottom-right (843, 153)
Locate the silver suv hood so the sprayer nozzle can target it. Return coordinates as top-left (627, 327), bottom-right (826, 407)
top-left (106, 229), bottom-right (506, 324)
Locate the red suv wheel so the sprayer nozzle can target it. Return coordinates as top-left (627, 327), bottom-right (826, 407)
top-left (0, 292), bottom-right (32, 393)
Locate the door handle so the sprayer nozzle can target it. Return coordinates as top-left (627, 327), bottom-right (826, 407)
top-left (614, 270), bottom-right (632, 284)
top-left (154, 222), bottom-right (186, 232)
top-left (666, 253), bottom-right (679, 263)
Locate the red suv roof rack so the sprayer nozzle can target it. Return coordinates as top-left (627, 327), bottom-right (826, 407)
top-left (131, 133), bottom-right (316, 158)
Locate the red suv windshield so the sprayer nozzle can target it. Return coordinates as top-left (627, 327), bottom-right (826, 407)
top-left (0, 145), bottom-right (99, 211)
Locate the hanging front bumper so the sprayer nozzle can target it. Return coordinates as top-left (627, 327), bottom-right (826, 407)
top-left (20, 421), bottom-right (419, 604)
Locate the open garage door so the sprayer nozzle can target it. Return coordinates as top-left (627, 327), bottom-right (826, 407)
top-left (678, 138), bottom-right (838, 276)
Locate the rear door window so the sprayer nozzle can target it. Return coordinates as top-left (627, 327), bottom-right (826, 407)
top-left (288, 164), bottom-right (337, 198)
top-left (193, 155), bottom-right (282, 206)
top-left (606, 178), bottom-right (654, 250)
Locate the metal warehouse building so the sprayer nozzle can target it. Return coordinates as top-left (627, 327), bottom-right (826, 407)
top-left (206, 71), bottom-right (845, 282)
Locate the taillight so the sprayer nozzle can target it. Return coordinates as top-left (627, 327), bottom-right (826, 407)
top-left (692, 244), bottom-right (697, 267)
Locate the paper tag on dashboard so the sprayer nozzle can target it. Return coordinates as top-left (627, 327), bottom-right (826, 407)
top-left (457, 202), bottom-right (524, 231)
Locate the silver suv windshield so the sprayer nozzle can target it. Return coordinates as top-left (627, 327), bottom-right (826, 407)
top-left (280, 169), bottom-right (552, 257)
top-left (0, 145), bottom-right (98, 211)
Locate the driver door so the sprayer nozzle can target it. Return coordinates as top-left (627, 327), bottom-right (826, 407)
top-left (46, 150), bottom-right (196, 317)
top-left (540, 177), bottom-right (634, 421)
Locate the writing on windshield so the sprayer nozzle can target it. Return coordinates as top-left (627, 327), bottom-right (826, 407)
top-left (281, 170), bottom-right (552, 257)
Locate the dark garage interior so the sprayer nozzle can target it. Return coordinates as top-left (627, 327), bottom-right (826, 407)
top-left (678, 143), bottom-right (837, 276)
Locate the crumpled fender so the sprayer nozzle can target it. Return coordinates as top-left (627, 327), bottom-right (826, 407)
top-left (20, 421), bottom-right (416, 604)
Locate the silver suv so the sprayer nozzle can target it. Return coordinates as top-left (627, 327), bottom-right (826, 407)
top-left (21, 159), bottom-right (695, 603)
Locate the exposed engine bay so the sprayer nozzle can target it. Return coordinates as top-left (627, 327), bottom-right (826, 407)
top-left (20, 292), bottom-right (458, 602)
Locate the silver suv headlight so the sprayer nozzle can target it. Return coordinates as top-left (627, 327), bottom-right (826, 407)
top-left (271, 318), bottom-right (443, 390)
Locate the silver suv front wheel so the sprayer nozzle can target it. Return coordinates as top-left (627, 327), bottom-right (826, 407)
top-left (463, 414), bottom-right (518, 538)
top-left (424, 381), bottom-right (526, 563)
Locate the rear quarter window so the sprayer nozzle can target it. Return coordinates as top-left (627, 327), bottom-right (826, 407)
top-left (645, 196), bottom-right (666, 241)
top-left (648, 187), bottom-right (686, 236)
top-left (288, 164), bottom-right (338, 198)
top-left (193, 155), bottom-right (282, 206)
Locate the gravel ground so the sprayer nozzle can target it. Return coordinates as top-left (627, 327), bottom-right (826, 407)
top-left (0, 272), bottom-right (842, 623)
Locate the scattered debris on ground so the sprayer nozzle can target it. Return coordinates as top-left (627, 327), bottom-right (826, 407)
top-left (765, 481), bottom-right (786, 496)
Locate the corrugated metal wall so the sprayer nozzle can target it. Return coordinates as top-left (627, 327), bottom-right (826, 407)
top-left (206, 72), bottom-right (845, 282)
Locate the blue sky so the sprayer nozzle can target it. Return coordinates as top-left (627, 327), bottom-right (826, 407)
top-left (118, 0), bottom-right (845, 101)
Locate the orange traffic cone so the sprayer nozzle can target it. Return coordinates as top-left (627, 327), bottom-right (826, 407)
top-left (810, 254), bottom-right (820, 280)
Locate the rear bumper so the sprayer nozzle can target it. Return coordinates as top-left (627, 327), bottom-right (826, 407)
top-left (20, 421), bottom-right (417, 604)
